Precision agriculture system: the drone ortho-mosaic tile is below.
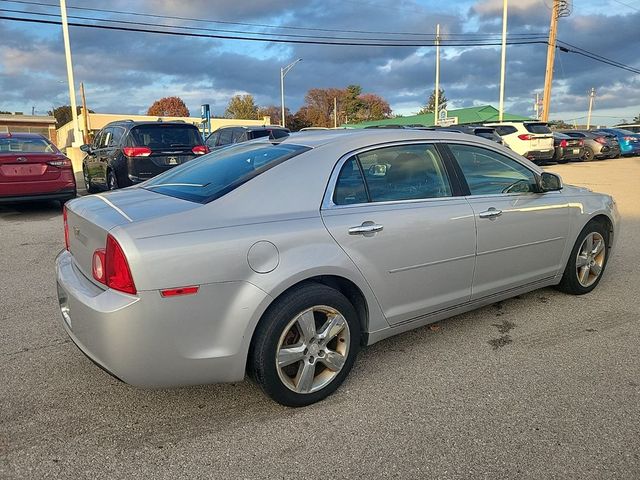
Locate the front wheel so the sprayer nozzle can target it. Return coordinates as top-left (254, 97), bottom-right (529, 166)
top-left (556, 221), bottom-right (609, 295)
top-left (250, 283), bottom-right (360, 407)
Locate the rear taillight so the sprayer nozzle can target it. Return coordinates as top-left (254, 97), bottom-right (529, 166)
top-left (192, 145), bottom-right (209, 155)
top-left (123, 147), bottom-right (151, 157)
top-left (92, 234), bottom-right (137, 294)
top-left (518, 134), bottom-right (534, 140)
top-left (63, 206), bottom-right (70, 251)
top-left (623, 136), bottom-right (633, 142)
top-left (559, 139), bottom-right (567, 148)
top-left (48, 158), bottom-right (72, 168)
top-left (595, 137), bottom-right (607, 145)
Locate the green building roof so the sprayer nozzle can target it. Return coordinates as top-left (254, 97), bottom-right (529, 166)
top-left (344, 105), bottom-right (532, 128)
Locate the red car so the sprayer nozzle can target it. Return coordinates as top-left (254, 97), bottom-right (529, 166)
top-left (0, 133), bottom-right (76, 204)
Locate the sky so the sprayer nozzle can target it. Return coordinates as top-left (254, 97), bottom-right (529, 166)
top-left (0, 0), bottom-right (639, 126)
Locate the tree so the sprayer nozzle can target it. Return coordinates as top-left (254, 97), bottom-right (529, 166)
top-left (355, 93), bottom-right (392, 121)
top-left (147, 96), bottom-right (190, 117)
top-left (48, 105), bottom-right (95, 128)
top-left (417, 88), bottom-right (448, 115)
top-left (224, 94), bottom-right (259, 119)
top-left (549, 119), bottom-right (572, 130)
top-left (0, 110), bottom-right (10, 114)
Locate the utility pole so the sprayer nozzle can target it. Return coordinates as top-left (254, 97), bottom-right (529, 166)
top-left (60, 0), bottom-right (81, 146)
top-left (280, 58), bottom-right (302, 128)
top-left (498, 0), bottom-right (508, 122)
top-left (333, 97), bottom-right (337, 128)
top-left (434, 23), bottom-right (441, 126)
top-left (586, 88), bottom-right (596, 129)
top-left (80, 82), bottom-right (90, 144)
top-left (542, 0), bottom-right (571, 122)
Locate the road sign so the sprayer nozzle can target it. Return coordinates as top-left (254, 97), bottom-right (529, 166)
top-left (200, 104), bottom-right (210, 121)
top-left (439, 108), bottom-right (448, 121)
top-left (437, 116), bottom-right (458, 127)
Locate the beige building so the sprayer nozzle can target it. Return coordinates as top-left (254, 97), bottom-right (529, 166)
top-left (56, 112), bottom-right (271, 149)
top-left (0, 113), bottom-right (57, 143)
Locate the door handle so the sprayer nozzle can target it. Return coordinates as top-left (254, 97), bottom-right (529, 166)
top-left (348, 222), bottom-right (384, 235)
top-left (478, 207), bottom-right (503, 219)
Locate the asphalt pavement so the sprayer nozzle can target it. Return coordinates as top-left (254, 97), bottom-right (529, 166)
top-left (1, 156), bottom-right (639, 479)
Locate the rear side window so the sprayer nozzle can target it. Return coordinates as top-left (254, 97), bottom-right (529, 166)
top-left (524, 123), bottom-right (552, 134)
top-left (143, 142), bottom-right (310, 203)
top-left (494, 125), bottom-right (517, 136)
top-left (130, 125), bottom-right (202, 149)
top-left (249, 129), bottom-right (290, 140)
top-left (218, 128), bottom-right (233, 146)
top-left (333, 144), bottom-right (452, 205)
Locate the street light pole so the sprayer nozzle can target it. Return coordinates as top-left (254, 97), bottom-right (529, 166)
top-left (498, 0), bottom-right (508, 122)
top-left (280, 58), bottom-right (302, 128)
top-left (434, 24), bottom-right (440, 126)
top-left (59, 0), bottom-right (81, 146)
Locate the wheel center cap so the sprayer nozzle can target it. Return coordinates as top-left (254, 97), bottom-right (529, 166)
top-left (308, 344), bottom-right (320, 356)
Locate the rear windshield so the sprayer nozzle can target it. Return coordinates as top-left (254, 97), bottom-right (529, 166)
top-left (130, 124), bottom-right (202, 149)
top-left (524, 123), bottom-right (552, 134)
top-left (0, 136), bottom-right (57, 154)
top-left (142, 142), bottom-right (310, 203)
top-left (250, 129), bottom-right (290, 140)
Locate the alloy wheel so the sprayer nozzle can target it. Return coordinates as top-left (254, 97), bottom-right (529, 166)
top-left (276, 305), bottom-right (350, 394)
top-left (576, 232), bottom-right (606, 287)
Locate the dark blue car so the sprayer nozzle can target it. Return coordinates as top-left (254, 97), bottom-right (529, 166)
top-left (595, 128), bottom-right (640, 156)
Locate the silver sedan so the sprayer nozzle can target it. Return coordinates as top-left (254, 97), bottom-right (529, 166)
top-left (56, 130), bottom-right (619, 406)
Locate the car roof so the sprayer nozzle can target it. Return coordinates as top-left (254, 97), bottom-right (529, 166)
top-left (276, 128), bottom-right (501, 149)
top-left (218, 125), bottom-right (289, 131)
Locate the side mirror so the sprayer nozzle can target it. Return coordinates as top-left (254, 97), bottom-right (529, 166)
top-left (539, 172), bottom-right (563, 192)
top-left (80, 144), bottom-right (92, 154)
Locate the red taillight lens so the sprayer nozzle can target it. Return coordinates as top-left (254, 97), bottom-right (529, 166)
top-left (92, 248), bottom-right (106, 284)
top-left (559, 139), bottom-right (567, 147)
top-left (48, 158), bottom-right (72, 168)
top-left (123, 147), bottom-right (151, 157)
top-left (595, 137), bottom-right (607, 145)
top-left (623, 136), bottom-right (633, 142)
top-left (518, 134), bottom-right (534, 140)
top-left (192, 145), bottom-right (209, 155)
top-left (92, 235), bottom-right (136, 294)
top-left (63, 206), bottom-right (70, 251)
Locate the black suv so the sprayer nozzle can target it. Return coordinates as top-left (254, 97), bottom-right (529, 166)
top-left (205, 126), bottom-right (289, 150)
top-left (81, 120), bottom-right (208, 192)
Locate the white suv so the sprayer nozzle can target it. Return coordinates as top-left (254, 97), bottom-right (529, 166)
top-left (485, 122), bottom-right (554, 164)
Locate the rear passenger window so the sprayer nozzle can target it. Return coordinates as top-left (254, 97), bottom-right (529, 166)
top-left (333, 144), bottom-right (452, 205)
top-left (494, 126), bottom-right (517, 136)
top-left (524, 123), bottom-right (552, 134)
top-left (232, 128), bottom-right (246, 143)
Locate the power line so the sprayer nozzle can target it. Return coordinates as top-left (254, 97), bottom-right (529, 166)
top-left (0, 0), bottom-right (547, 39)
top-left (609, 0), bottom-right (640, 12)
top-left (0, 15), bottom-right (550, 47)
top-left (0, 7), bottom-right (549, 44)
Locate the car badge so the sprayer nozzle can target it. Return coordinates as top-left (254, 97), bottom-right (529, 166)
top-left (167, 157), bottom-right (178, 165)
top-left (16, 157), bottom-right (28, 163)
top-left (73, 227), bottom-right (80, 237)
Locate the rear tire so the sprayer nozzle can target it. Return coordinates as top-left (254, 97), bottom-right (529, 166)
top-left (250, 283), bottom-right (360, 407)
top-left (107, 170), bottom-right (118, 190)
top-left (556, 220), bottom-right (609, 295)
top-left (83, 166), bottom-right (97, 194)
top-left (582, 147), bottom-right (595, 162)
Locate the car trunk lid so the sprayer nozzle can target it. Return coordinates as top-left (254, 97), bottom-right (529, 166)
top-left (0, 153), bottom-right (65, 182)
top-left (65, 187), bottom-right (200, 282)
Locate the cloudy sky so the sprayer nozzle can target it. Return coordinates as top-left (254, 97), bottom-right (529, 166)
top-left (1, 0), bottom-right (639, 125)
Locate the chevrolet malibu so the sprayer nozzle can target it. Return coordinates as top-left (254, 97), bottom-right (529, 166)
top-left (56, 130), bottom-right (619, 406)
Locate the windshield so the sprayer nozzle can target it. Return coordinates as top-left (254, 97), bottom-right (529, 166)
top-left (524, 123), bottom-right (552, 134)
top-left (130, 124), bottom-right (202, 149)
top-left (0, 136), bottom-right (57, 154)
top-left (142, 142), bottom-right (310, 203)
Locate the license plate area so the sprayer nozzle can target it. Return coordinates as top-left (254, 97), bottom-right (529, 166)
top-left (1, 164), bottom-right (47, 176)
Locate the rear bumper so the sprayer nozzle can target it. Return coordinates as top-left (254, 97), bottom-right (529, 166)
top-left (524, 149), bottom-right (554, 162)
top-left (554, 146), bottom-right (584, 161)
top-left (0, 188), bottom-right (76, 203)
top-left (55, 250), bottom-right (271, 387)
